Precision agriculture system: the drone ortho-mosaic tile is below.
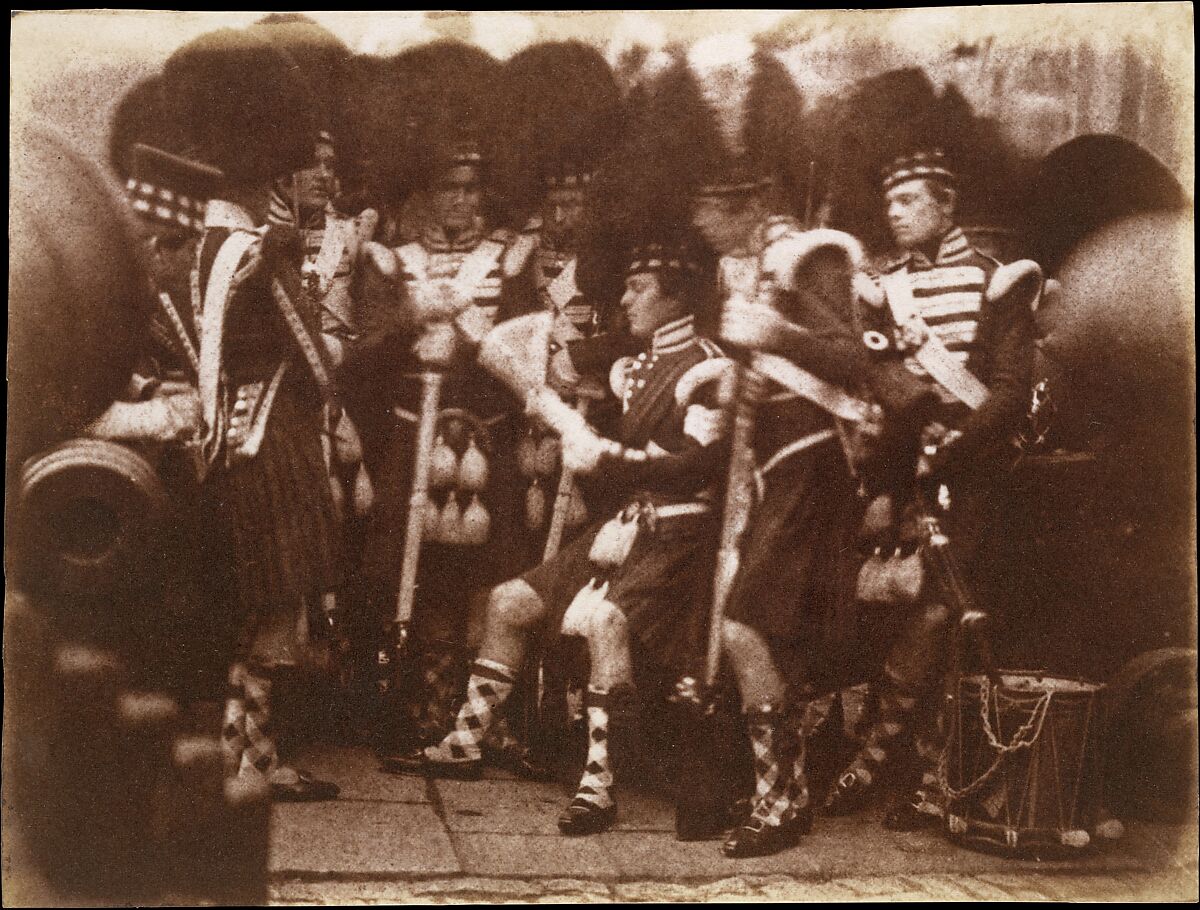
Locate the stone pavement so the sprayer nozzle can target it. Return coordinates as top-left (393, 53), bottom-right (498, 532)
top-left (269, 745), bottom-right (1197, 904)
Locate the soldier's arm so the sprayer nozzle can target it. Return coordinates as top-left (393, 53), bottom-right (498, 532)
top-left (928, 263), bottom-right (1040, 477)
top-left (596, 435), bottom-right (730, 499)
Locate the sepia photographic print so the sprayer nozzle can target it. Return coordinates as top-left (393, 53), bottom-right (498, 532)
top-left (6, 6), bottom-right (1196, 905)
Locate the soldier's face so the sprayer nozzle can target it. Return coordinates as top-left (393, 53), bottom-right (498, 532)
top-left (146, 229), bottom-right (195, 291)
top-left (431, 165), bottom-right (483, 233)
top-left (691, 193), bottom-right (760, 255)
top-left (293, 141), bottom-right (339, 211)
top-left (886, 179), bottom-right (955, 250)
top-left (541, 187), bottom-right (586, 248)
top-left (621, 272), bottom-right (686, 341)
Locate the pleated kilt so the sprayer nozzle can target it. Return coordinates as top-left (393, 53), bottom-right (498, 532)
top-left (205, 385), bottom-right (340, 643)
top-left (523, 506), bottom-right (718, 676)
top-left (725, 440), bottom-right (890, 694)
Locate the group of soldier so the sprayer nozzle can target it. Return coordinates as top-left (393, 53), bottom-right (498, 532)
top-left (66, 17), bottom-right (1048, 864)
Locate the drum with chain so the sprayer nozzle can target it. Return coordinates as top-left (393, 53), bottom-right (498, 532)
top-left (941, 671), bottom-right (1122, 858)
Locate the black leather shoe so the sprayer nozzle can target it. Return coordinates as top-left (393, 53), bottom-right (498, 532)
top-left (379, 747), bottom-right (483, 780)
top-left (722, 814), bottom-right (806, 858)
top-left (883, 792), bottom-right (941, 832)
top-left (824, 769), bottom-right (876, 817)
top-left (557, 798), bottom-right (617, 836)
top-left (271, 770), bottom-right (340, 802)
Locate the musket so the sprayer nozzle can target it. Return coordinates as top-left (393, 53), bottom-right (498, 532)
top-left (390, 366), bottom-right (445, 658)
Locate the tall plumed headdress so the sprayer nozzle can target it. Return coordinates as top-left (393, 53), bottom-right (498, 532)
top-left (576, 35), bottom-right (804, 321)
top-left (810, 68), bottom-right (1028, 253)
top-left (643, 35), bottom-right (808, 206)
top-left (351, 40), bottom-right (500, 206)
top-left (491, 41), bottom-right (625, 222)
top-left (249, 15), bottom-right (356, 171)
top-left (110, 77), bottom-right (221, 235)
top-left (109, 76), bottom-right (184, 182)
top-left (161, 27), bottom-right (320, 185)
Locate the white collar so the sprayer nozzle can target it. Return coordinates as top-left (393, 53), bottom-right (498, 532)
top-left (651, 315), bottom-right (696, 354)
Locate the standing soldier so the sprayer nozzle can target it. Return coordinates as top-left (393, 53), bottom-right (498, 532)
top-left (638, 34), bottom-right (937, 856)
top-left (161, 27), bottom-right (344, 802)
top-left (824, 150), bottom-right (1042, 828)
top-left (269, 130), bottom-right (379, 656)
top-left (384, 236), bottom-right (733, 840)
top-left (495, 41), bottom-right (626, 338)
top-left (359, 117), bottom-right (543, 745)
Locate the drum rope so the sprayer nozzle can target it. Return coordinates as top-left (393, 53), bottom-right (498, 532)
top-left (937, 679), bottom-right (1054, 802)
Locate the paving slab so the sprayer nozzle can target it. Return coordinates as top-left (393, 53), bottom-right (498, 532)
top-left (453, 832), bottom-right (619, 880)
top-left (436, 777), bottom-right (567, 809)
top-left (1123, 819), bottom-right (1200, 870)
top-left (271, 802), bottom-right (458, 876)
top-left (288, 744), bottom-right (429, 804)
top-left (443, 803), bottom-right (563, 836)
top-left (597, 830), bottom-right (821, 880)
top-left (609, 788), bottom-right (675, 833)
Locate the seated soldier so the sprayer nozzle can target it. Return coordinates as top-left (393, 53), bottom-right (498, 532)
top-left (382, 239), bottom-right (732, 836)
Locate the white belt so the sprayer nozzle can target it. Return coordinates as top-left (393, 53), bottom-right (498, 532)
top-left (649, 503), bottom-right (711, 519)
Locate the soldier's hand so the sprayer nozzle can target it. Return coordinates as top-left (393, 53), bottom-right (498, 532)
top-left (526, 387), bottom-right (588, 438)
top-left (160, 388), bottom-right (202, 441)
top-left (683, 404), bottom-right (728, 447)
top-left (561, 424), bottom-right (617, 475)
top-left (412, 323), bottom-right (460, 368)
top-left (719, 294), bottom-right (791, 350)
top-left (548, 347), bottom-right (581, 394)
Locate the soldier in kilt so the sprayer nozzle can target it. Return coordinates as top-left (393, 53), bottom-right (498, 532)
top-left (161, 27), bottom-right (343, 801)
top-left (357, 132), bottom-right (545, 746)
top-left (686, 162), bottom-right (935, 857)
top-left (823, 150), bottom-right (1042, 828)
top-left (383, 237), bottom-right (734, 838)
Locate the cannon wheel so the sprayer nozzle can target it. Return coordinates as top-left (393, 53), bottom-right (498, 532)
top-left (1105, 647), bottom-right (1198, 822)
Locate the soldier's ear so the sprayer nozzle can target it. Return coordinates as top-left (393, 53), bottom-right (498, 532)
top-left (940, 186), bottom-right (958, 217)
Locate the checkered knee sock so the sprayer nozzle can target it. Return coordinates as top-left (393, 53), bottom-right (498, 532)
top-left (572, 687), bottom-right (614, 809)
top-left (221, 663), bottom-right (250, 778)
top-left (786, 718), bottom-right (810, 818)
top-left (239, 667), bottom-right (279, 779)
top-left (844, 667), bottom-right (920, 788)
top-left (424, 659), bottom-right (516, 763)
top-left (746, 704), bottom-right (802, 828)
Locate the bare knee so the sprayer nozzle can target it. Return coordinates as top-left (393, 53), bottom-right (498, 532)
top-left (487, 579), bottom-right (545, 632)
top-left (722, 619), bottom-right (763, 660)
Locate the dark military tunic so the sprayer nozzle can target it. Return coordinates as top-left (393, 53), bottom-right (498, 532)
top-left (523, 314), bottom-right (728, 674)
top-left (194, 201), bottom-right (339, 657)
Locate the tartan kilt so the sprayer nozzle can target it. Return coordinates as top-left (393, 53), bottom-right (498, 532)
top-left (523, 508), bottom-right (718, 677)
top-left (725, 441), bottom-right (886, 693)
top-left (206, 385), bottom-right (340, 624)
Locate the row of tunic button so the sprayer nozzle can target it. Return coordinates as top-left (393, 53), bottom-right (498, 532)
top-left (623, 351), bottom-right (660, 405)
